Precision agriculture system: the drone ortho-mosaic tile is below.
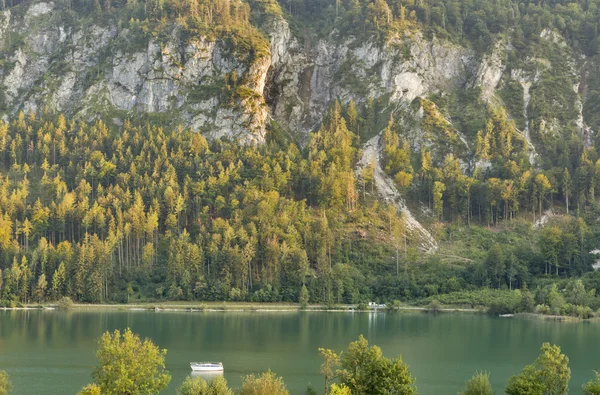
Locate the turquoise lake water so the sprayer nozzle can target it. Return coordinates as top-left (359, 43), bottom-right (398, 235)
top-left (0, 310), bottom-right (598, 394)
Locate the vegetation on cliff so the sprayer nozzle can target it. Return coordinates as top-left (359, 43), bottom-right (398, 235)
top-left (0, 103), bottom-right (596, 312)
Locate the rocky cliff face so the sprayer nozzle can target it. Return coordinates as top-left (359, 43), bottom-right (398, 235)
top-left (0, 1), bottom-right (271, 143)
top-left (266, 16), bottom-right (475, 135)
top-left (0, 1), bottom-right (592, 149)
top-left (0, 1), bottom-right (477, 142)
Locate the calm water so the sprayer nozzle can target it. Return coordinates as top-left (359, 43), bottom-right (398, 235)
top-left (0, 310), bottom-right (599, 394)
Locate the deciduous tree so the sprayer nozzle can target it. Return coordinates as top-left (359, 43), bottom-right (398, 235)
top-left (337, 335), bottom-right (416, 395)
top-left (86, 328), bottom-right (171, 395)
top-left (505, 343), bottom-right (570, 395)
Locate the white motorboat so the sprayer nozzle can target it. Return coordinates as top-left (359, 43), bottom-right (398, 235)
top-left (190, 362), bottom-right (224, 372)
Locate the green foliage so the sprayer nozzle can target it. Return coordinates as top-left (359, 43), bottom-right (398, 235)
top-left (337, 335), bottom-right (417, 395)
top-left (505, 343), bottom-right (570, 395)
top-left (57, 296), bottom-right (73, 310)
top-left (566, 279), bottom-right (595, 307)
top-left (584, 56), bottom-right (600, 133)
top-left (177, 376), bottom-right (233, 395)
top-left (535, 284), bottom-right (566, 315)
top-left (423, 289), bottom-right (521, 310)
top-left (535, 304), bottom-right (550, 315)
top-left (381, 116), bottom-right (413, 189)
top-left (329, 384), bottom-right (352, 395)
top-left (519, 288), bottom-right (535, 313)
top-left (584, 372), bottom-right (600, 395)
top-left (299, 284), bottom-right (309, 309)
top-left (528, 43), bottom-right (579, 132)
top-left (498, 80), bottom-right (525, 130)
top-left (459, 371), bottom-right (494, 395)
top-left (387, 300), bottom-right (402, 311)
top-left (0, 300), bottom-right (21, 308)
top-left (281, 0), bottom-right (600, 59)
top-left (0, 102), bottom-right (594, 312)
top-left (426, 299), bottom-right (442, 313)
top-left (419, 98), bottom-right (465, 159)
top-left (76, 384), bottom-right (102, 395)
top-left (240, 370), bottom-right (289, 395)
top-left (88, 328), bottom-right (171, 395)
top-left (304, 385), bottom-right (318, 395)
top-left (0, 371), bottom-right (11, 395)
top-left (318, 347), bottom-right (340, 395)
top-left (0, 109), bottom-right (379, 305)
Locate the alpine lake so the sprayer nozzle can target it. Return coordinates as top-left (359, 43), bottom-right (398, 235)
top-left (0, 309), bottom-right (599, 394)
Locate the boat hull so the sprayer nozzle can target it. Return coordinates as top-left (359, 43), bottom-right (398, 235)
top-left (190, 363), bottom-right (224, 372)
top-left (191, 366), bottom-right (224, 372)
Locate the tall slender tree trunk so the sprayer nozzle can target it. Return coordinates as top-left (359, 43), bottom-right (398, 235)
top-left (396, 247), bottom-right (399, 279)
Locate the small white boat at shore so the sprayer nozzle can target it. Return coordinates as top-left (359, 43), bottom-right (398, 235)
top-left (190, 362), bottom-right (224, 372)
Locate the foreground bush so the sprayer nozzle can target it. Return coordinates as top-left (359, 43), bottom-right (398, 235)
top-left (460, 371), bottom-right (494, 395)
top-left (0, 371), bottom-right (12, 395)
top-left (178, 376), bottom-right (232, 395)
top-left (240, 370), bottom-right (289, 395)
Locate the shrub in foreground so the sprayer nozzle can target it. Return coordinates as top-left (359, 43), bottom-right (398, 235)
top-left (240, 370), bottom-right (289, 395)
top-left (178, 375), bottom-right (233, 395)
top-left (0, 370), bottom-right (12, 395)
top-left (460, 371), bottom-right (494, 395)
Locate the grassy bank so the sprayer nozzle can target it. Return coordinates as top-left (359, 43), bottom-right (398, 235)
top-left (9, 301), bottom-right (480, 313)
top-left (7, 296), bottom-right (598, 322)
top-left (514, 313), bottom-right (583, 322)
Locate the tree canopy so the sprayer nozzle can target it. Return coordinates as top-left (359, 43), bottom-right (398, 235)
top-left (506, 342), bottom-right (570, 395)
top-left (83, 328), bottom-right (171, 395)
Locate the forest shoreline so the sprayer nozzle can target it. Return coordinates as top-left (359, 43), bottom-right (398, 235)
top-left (4, 303), bottom-right (598, 322)
top-left (4, 301), bottom-right (479, 313)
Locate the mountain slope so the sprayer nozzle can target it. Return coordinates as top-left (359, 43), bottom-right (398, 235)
top-left (0, 0), bottom-right (598, 306)
top-left (2, 0), bottom-right (596, 151)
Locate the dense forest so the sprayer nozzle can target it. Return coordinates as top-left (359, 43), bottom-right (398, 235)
top-left (0, 103), bottom-right (596, 311)
top-left (0, 108), bottom-right (372, 305)
top-left (0, 0), bottom-right (600, 309)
